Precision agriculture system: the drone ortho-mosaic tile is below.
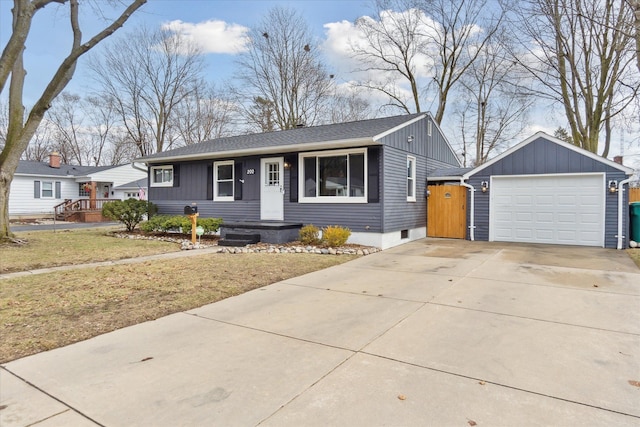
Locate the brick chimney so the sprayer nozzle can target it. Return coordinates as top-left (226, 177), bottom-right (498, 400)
top-left (49, 152), bottom-right (61, 168)
top-left (613, 155), bottom-right (623, 165)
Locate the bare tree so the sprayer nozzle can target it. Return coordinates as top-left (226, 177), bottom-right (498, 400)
top-left (0, 0), bottom-right (147, 239)
top-left (84, 95), bottom-right (119, 165)
top-left (22, 120), bottom-right (54, 162)
top-left (418, 0), bottom-right (505, 124)
top-left (352, 2), bottom-right (426, 114)
top-left (173, 82), bottom-right (237, 145)
top-left (351, 0), bottom-right (504, 123)
top-left (46, 92), bottom-right (87, 165)
top-left (89, 26), bottom-right (204, 156)
top-left (326, 88), bottom-right (376, 123)
top-left (236, 6), bottom-right (333, 131)
top-left (456, 33), bottom-right (533, 166)
top-left (513, 0), bottom-right (639, 156)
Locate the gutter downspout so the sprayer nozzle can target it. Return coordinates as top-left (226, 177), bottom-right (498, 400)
top-left (132, 162), bottom-right (148, 173)
top-left (460, 179), bottom-right (475, 241)
top-left (617, 177), bottom-right (632, 250)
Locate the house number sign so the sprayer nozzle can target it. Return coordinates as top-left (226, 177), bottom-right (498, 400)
top-left (246, 168), bottom-right (255, 175)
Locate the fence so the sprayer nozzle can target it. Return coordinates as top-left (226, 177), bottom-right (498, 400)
top-left (630, 188), bottom-right (640, 203)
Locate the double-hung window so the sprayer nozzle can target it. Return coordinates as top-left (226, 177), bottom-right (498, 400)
top-left (407, 156), bottom-right (416, 202)
top-left (299, 149), bottom-right (367, 203)
top-left (151, 166), bottom-right (173, 187)
top-left (42, 181), bottom-right (54, 198)
top-left (214, 160), bottom-right (234, 201)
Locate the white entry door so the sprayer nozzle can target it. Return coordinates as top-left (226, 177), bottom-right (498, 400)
top-left (260, 157), bottom-right (284, 220)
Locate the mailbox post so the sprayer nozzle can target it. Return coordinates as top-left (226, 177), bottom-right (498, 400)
top-left (184, 204), bottom-right (199, 244)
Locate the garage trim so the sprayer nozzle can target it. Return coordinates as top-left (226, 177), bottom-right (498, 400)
top-left (488, 173), bottom-right (606, 247)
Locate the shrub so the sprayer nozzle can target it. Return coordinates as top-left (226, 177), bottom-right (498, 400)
top-left (139, 215), bottom-right (222, 234)
top-left (299, 224), bottom-right (320, 245)
top-left (321, 225), bottom-right (351, 247)
top-left (102, 199), bottom-right (156, 232)
top-left (197, 217), bottom-right (223, 233)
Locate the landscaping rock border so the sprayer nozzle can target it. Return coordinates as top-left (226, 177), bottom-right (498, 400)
top-left (113, 232), bottom-right (380, 256)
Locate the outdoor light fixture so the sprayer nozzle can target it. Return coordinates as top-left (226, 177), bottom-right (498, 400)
top-left (608, 180), bottom-right (618, 193)
top-left (481, 181), bottom-right (489, 193)
top-left (284, 161), bottom-right (291, 169)
top-left (407, 135), bottom-right (415, 143)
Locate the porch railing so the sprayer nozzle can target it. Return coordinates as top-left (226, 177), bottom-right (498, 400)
top-left (53, 198), bottom-right (111, 220)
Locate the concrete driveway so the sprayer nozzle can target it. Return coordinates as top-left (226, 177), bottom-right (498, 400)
top-left (2, 239), bottom-right (639, 426)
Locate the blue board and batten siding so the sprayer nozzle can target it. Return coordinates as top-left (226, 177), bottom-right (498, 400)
top-left (466, 136), bottom-right (629, 248)
top-left (145, 113), bottom-right (461, 244)
top-left (148, 148), bottom-right (384, 232)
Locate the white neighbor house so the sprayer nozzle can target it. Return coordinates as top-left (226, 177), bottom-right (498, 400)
top-left (9, 153), bottom-right (147, 218)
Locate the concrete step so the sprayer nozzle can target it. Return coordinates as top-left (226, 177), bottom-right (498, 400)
top-left (218, 233), bottom-right (261, 247)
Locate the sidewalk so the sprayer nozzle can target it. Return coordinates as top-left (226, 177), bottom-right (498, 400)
top-left (2, 239), bottom-right (639, 426)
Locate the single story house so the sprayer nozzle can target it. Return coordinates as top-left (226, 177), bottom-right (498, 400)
top-left (10, 153), bottom-right (147, 219)
top-left (428, 132), bottom-right (635, 249)
top-left (136, 113), bottom-right (461, 248)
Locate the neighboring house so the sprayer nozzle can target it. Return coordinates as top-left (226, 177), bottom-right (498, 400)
top-left (428, 132), bottom-right (635, 249)
top-left (10, 153), bottom-right (147, 219)
top-left (114, 178), bottom-right (147, 201)
top-left (136, 113), bottom-right (460, 248)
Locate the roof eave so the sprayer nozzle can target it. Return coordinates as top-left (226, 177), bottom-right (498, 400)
top-left (137, 137), bottom-right (378, 164)
top-left (462, 131), bottom-right (635, 179)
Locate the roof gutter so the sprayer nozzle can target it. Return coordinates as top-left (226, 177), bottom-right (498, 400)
top-left (460, 179), bottom-right (475, 241)
top-left (617, 177), bottom-right (632, 250)
top-left (131, 162), bottom-right (147, 173)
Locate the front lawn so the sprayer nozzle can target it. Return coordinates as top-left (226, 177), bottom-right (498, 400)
top-left (0, 227), bottom-right (178, 273)
top-left (0, 228), bottom-right (357, 362)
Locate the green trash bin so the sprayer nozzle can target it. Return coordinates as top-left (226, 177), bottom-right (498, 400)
top-left (630, 202), bottom-right (640, 242)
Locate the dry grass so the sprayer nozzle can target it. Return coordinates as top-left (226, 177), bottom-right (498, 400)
top-left (628, 249), bottom-right (640, 268)
top-left (0, 227), bottom-right (178, 273)
top-left (0, 233), bottom-right (357, 363)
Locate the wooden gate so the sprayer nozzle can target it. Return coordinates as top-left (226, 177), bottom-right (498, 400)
top-left (427, 185), bottom-right (467, 239)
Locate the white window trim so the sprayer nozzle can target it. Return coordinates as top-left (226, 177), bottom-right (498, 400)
top-left (41, 181), bottom-right (54, 199)
top-left (407, 156), bottom-right (416, 202)
top-left (427, 120), bottom-right (432, 136)
top-left (214, 160), bottom-right (235, 201)
top-left (150, 165), bottom-right (173, 187)
top-left (298, 148), bottom-right (368, 204)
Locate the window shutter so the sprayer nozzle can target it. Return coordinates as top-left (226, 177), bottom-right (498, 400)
top-left (367, 147), bottom-right (380, 203)
top-left (206, 165), bottom-right (213, 200)
top-left (172, 164), bottom-right (180, 187)
top-left (288, 156), bottom-right (298, 202)
top-left (55, 181), bottom-right (61, 199)
top-left (34, 181), bottom-right (41, 198)
top-left (234, 162), bottom-right (243, 200)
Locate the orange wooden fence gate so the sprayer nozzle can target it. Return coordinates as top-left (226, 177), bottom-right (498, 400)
top-left (630, 188), bottom-right (640, 203)
top-left (427, 185), bottom-right (467, 239)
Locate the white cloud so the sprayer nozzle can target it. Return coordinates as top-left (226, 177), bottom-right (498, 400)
top-left (161, 19), bottom-right (249, 54)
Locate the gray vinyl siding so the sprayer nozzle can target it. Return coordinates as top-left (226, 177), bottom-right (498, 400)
top-left (154, 200), bottom-right (260, 221)
top-left (283, 147), bottom-right (383, 232)
top-left (381, 147), bottom-right (427, 233)
top-left (467, 137), bottom-right (630, 248)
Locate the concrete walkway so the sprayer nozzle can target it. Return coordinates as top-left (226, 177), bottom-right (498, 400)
top-left (1, 239), bottom-right (639, 426)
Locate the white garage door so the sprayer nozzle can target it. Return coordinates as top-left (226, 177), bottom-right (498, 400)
top-left (490, 174), bottom-right (605, 247)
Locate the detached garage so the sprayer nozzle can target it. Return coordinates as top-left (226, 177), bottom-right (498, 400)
top-left (461, 132), bottom-right (634, 249)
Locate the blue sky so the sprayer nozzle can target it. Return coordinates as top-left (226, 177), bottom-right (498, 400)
top-left (0, 0), bottom-right (373, 104)
top-left (0, 0), bottom-right (637, 169)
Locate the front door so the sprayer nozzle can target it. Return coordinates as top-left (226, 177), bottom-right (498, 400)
top-left (260, 157), bottom-right (284, 220)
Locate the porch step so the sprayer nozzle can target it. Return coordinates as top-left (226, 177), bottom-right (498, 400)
top-left (218, 233), bottom-right (261, 247)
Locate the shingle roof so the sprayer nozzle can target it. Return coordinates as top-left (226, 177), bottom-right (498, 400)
top-left (115, 178), bottom-right (147, 189)
top-left (16, 161), bottom-right (127, 177)
top-left (136, 113), bottom-right (426, 163)
top-left (15, 161), bottom-right (106, 177)
top-left (429, 167), bottom-right (473, 179)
